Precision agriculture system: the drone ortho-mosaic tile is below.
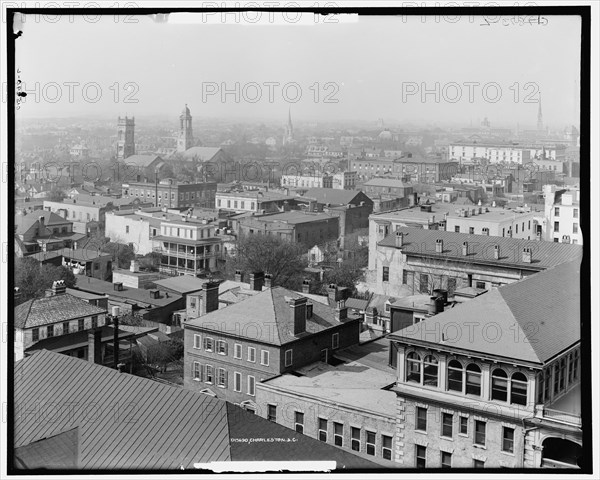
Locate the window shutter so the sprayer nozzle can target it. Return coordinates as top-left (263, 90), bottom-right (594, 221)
top-left (224, 342), bottom-right (228, 355)
top-left (224, 370), bottom-right (228, 388)
top-left (203, 337), bottom-right (208, 350)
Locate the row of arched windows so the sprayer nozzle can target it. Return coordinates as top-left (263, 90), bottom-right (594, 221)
top-left (406, 353), bottom-right (528, 406)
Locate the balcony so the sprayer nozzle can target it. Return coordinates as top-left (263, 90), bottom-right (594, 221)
top-left (535, 384), bottom-right (581, 427)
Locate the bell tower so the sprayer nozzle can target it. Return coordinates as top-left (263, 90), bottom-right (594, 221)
top-left (177, 104), bottom-right (194, 153)
top-left (117, 116), bottom-right (135, 160)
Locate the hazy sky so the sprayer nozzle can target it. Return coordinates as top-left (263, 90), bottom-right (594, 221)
top-left (14, 12), bottom-right (581, 129)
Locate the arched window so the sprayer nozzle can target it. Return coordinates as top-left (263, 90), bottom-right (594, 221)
top-left (491, 368), bottom-right (508, 401)
top-left (511, 372), bottom-right (528, 406)
top-left (466, 364), bottom-right (482, 396)
top-left (447, 360), bottom-right (463, 392)
top-left (423, 355), bottom-right (438, 387)
top-left (406, 352), bottom-right (421, 383)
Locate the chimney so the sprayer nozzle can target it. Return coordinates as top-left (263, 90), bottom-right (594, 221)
top-left (14, 287), bottom-right (21, 303)
top-left (48, 280), bottom-right (66, 296)
top-left (522, 247), bottom-right (532, 263)
top-left (493, 244), bottom-right (500, 260)
top-left (264, 273), bottom-right (273, 288)
top-left (73, 241), bottom-right (78, 250)
top-left (395, 231), bottom-right (404, 248)
top-left (201, 281), bottom-right (220, 314)
top-left (462, 242), bottom-right (468, 256)
top-left (428, 296), bottom-right (445, 315)
top-left (234, 270), bottom-right (243, 282)
top-left (39, 215), bottom-right (45, 226)
top-left (114, 282), bottom-right (124, 291)
top-left (88, 327), bottom-right (103, 365)
top-left (327, 283), bottom-right (344, 306)
top-left (302, 279), bottom-right (311, 294)
top-left (249, 271), bottom-right (264, 291)
top-left (306, 302), bottom-right (313, 319)
top-left (290, 297), bottom-right (307, 335)
top-left (130, 260), bottom-right (139, 273)
top-left (435, 239), bottom-right (443, 254)
top-left (335, 299), bottom-right (348, 321)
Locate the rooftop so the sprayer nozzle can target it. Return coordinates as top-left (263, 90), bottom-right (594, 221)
top-left (15, 210), bottom-right (72, 235)
top-left (363, 178), bottom-right (412, 188)
top-left (15, 293), bottom-right (108, 329)
top-left (378, 227), bottom-right (582, 270)
top-left (300, 188), bottom-right (368, 206)
top-left (186, 286), bottom-right (359, 346)
top-left (14, 350), bottom-right (378, 470)
top-left (370, 204), bottom-right (457, 224)
top-left (254, 211), bottom-right (336, 224)
top-left (389, 259), bottom-right (581, 366)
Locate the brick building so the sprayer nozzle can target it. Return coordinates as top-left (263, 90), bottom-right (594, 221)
top-left (183, 280), bottom-right (361, 412)
top-left (121, 180), bottom-right (217, 209)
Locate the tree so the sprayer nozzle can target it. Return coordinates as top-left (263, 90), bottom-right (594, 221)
top-left (15, 256), bottom-right (76, 303)
top-left (85, 234), bottom-right (137, 269)
top-left (47, 189), bottom-right (67, 202)
top-left (138, 251), bottom-right (162, 272)
top-left (226, 233), bottom-right (307, 290)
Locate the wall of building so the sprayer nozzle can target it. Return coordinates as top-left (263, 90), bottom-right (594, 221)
top-left (105, 213), bottom-right (156, 255)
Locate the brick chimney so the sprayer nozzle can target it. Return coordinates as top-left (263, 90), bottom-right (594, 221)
top-left (201, 281), bottom-right (220, 314)
top-left (290, 297), bottom-right (307, 335)
top-left (334, 299), bottom-right (348, 321)
top-left (249, 271), bottom-right (264, 291)
top-left (302, 279), bottom-right (311, 294)
top-left (46, 280), bottom-right (67, 297)
top-left (435, 239), bottom-right (443, 254)
top-left (88, 327), bottom-right (103, 364)
top-left (493, 244), bottom-right (500, 260)
top-left (234, 270), bottom-right (243, 282)
top-left (462, 242), bottom-right (468, 256)
top-left (522, 247), bottom-right (532, 263)
top-left (395, 231), bottom-right (403, 248)
top-left (14, 287), bottom-right (21, 303)
top-left (327, 283), bottom-right (344, 306)
top-left (264, 273), bottom-right (273, 288)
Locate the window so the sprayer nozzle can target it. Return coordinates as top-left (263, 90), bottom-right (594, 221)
top-left (554, 363), bottom-right (560, 394)
top-left (406, 352), bottom-right (421, 383)
top-left (267, 404), bottom-right (277, 422)
top-left (474, 420), bottom-right (486, 446)
top-left (382, 435), bottom-right (392, 460)
top-left (454, 226), bottom-right (460, 233)
top-left (459, 416), bottom-right (468, 435)
top-left (234, 372), bottom-right (241, 392)
top-left (416, 445), bottom-right (427, 468)
top-left (193, 362), bottom-right (202, 381)
top-left (247, 376), bottom-right (255, 396)
top-left (419, 274), bottom-right (429, 293)
top-left (32, 328), bottom-right (39, 342)
top-left (285, 349), bottom-right (293, 367)
top-left (554, 221), bottom-right (559, 231)
top-left (234, 343), bottom-right (242, 359)
top-left (511, 372), bottom-right (528, 405)
top-left (574, 208), bottom-right (578, 219)
top-left (261, 350), bottom-right (269, 366)
top-left (366, 431), bottom-right (376, 456)
top-left (573, 222), bottom-right (578, 234)
top-left (78, 319), bottom-right (84, 331)
top-left (205, 365), bottom-right (214, 383)
top-left (204, 337), bottom-right (214, 352)
top-left (248, 347), bottom-right (256, 362)
top-left (572, 350), bottom-right (579, 380)
top-left (466, 364), bottom-right (482, 396)
top-left (126, 225), bottom-right (129, 234)
top-left (350, 427), bottom-right (361, 451)
top-left (491, 368), bottom-right (508, 401)
top-left (91, 316), bottom-right (98, 328)
top-left (402, 270), bottom-right (409, 285)
top-left (47, 325), bottom-right (54, 338)
top-left (469, 227), bottom-right (475, 234)
top-left (63, 322), bottom-right (70, 334)
top-left (441, 412), bottom-right (453, 438)
top-left (334, 422), bottom-right (343, 446)
top-left (447, 277), bottom-right (456, 294)
top-left (441, 451), bottom-right (452, 468)
top-left (423, 355), bottom-right (438, 386)
top-left (447, 360), bottom-right (463, 392)
top-left (516, 224), bottom-right (519, 234)
top-left (382, 266), bottom-right (389, 282)
top-left (416, 407), bottom-right (427, 431)
top-left (294, 412), bottom-right (304, 434)
top-left (502, 427), bottom-right (515, 453)
top-left (318, 418), bottom-right (328, 442)
top-left (217, 340), bottom-right (228, 355)
top-left (554, 207), bottom-right (560, 217)
top-left (475, 281), bottom-right (486, 289)
top-left (332, 333), bottom-right (339, 350)
top-left (473, 459), bottom-right (485, 468)
top-left (217, 368), bottom-right (227, 387)
top-left (193, 334), bottom-right (202, 349)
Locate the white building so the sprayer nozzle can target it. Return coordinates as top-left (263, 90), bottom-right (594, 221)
top-left (542, 185), bottom-right (582, 245)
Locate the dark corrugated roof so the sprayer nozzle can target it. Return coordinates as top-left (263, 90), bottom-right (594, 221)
top-left (14, 428), bottom-right (79, 470)
top-left (15, 294), bottom-right (108, 329)
top-left (378, 227), bottom-right (582, 270)
top-left (390, 259), bottom-right (581, 365)
top-left (186, 286), bottom-right (359, 346)
top-left (301, 188), bottom-right (370, 206)
top-left (14, 350), bottom-right (231, 469)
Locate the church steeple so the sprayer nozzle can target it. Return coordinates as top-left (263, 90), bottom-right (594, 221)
top-left (537, 95), bottom-right (544, 131)
top-left (177, 104), bottom-right (194, 153)
top-left (283, 107), bottom-right (294, 145)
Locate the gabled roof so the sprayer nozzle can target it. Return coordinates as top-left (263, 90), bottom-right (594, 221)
top-left (15, 293), bottom-right (108, 329)
top-left (14, 428), bottom-right (79, 470)
top-left (390, 259), bottom-right (581, 365)
top-left (182, 147), bottom-right (223, 161)
top-left (378, 227), bottom-right (582, 270)
top-left (14, 350), bottom-right (379, 470)
top-left (186, 286), bottom-right (358, 345)
top-left (123, 154), bottom-right (163, 167)
top-left (300, 188), bottom-right (371, 207)
top-left (15, 211), bottom-right (72, 235)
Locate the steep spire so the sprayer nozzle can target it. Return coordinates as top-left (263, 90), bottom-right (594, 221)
top-left (537, 94), bottom-right (543, 131)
